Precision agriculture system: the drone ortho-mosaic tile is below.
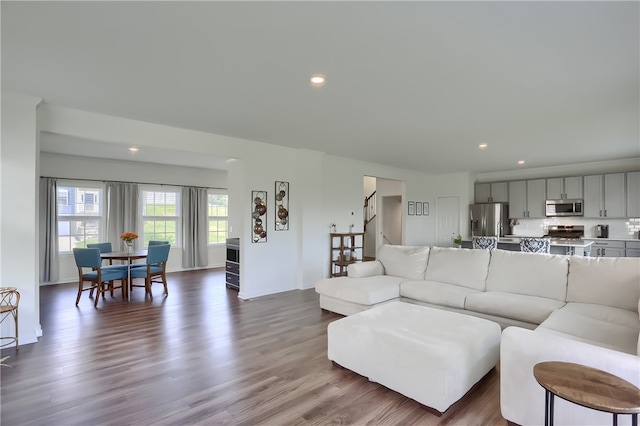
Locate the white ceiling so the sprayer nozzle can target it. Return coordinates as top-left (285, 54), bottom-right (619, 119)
top-left (3, 1), bottom-right (639, 174)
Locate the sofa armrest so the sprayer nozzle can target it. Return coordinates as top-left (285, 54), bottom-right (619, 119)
top-left (347, 260), bottom-right (384, 278)
top-left (500, 327), bottom-right (640, 426)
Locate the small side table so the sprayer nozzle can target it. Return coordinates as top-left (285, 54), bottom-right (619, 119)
top-left (0, 287), bottom-right (20, 350)
top-left (534, 361), bottom-right (640, 426)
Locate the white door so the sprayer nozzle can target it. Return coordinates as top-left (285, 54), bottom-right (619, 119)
top-left (435, 196), bottom-right (460, 247)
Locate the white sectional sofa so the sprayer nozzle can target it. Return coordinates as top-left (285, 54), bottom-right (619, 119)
top-left (315, 245), bottom-right (640, 426)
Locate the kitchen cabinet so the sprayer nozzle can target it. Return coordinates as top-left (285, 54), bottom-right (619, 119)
top-left (527, 179), bottom-right (546, 218)
top-left (604, 173), bottom-right (625, 217)
top-left (626, 171), bottom-right (640, 217)
top-left (546, 176), bottom-right (582, 200)
top-left (583, 173), bottom-right (626, 218)
top-left (588, 240), bottom-right (625, 257)
top-left (626, 241), bottom-right (640, 258)
top-left (475, 182), bottom-right (508, 203)
top-left (508, 179), bottom-right (546, 218)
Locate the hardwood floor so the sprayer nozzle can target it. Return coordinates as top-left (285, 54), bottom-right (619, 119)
top-left (1, 269), bottom-right (506, 425)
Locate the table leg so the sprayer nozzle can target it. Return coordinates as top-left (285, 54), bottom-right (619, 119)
top-left (544, 390), bottom-right (555, 426)
top-left (632, 413), bottom-right (637, 426)
top-left (613, 413), bottom-right (617, 426)
top-left (125, 256), bottom-right (131, 301)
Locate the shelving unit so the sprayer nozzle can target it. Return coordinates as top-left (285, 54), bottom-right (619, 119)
top-left (330, 232), bottom-right (364, 277)
top-left (225, 238), bottom-right (240, 291)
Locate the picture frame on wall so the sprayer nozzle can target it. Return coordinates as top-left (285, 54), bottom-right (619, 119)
top-left (423, 202), bottom-right (429, 216)
top-left (408, 201), bottom-right (415, 216)
top-left (416, 202), bottom-right (423, 216)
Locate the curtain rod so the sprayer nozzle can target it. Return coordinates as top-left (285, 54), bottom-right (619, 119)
top-left (40, 176), bottom-right (227, 191)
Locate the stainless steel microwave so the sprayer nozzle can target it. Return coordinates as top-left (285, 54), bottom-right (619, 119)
top-left (545, 199), bottom-right (583, 217)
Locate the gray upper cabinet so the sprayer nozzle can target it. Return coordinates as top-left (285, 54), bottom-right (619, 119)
top-left (583, 174), bottom-right (603, 217)
top-left (583, 173), bottom-right (626, 218)
top-left (475, 182), bottom-right (508, 203)
top-left (526, 179), bottom-right (547, 218)
top-left (546, 178), bottom-right (563, 200)
top-left (479, 171), bottom-right (636, 219)
top-left (475, 183), bottom-right (491, 203)
top-left (564, 176), bottom-right (583, 199)
top-left (603, 173), bottom-right (626, 218)
top-left (626, 171), bottom-right (640, 217)
top-left (508, 181), bottom-right (527, 218)
top-left (508, 179), bottom-right (546, 218)
top-left (546, 176), bottom-right (582, 200)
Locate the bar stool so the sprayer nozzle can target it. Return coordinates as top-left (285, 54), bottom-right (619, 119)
top-left (472, 236), bottom-right (498, 250)
top-left (0, 287), bottom-right (20, 350)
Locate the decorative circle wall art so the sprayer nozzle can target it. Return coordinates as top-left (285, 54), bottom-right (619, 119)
top-left (275, 181), bottom-right (289, 231)
top-left (251, 190), bottom-right (267, 243)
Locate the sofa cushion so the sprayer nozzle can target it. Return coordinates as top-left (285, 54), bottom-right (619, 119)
top-left (486, 250), bottom-right (568, 301)
top-left (315, 275), bottom-right (404, 306)
top-left (400, 280), bottom-right (481, 309)
top-left (347, 260), bottom-right (385, 278)
top-left (465, 291), bottom-right (565, 324)
top-left (566, 256), bottom-right (640, 312)
top-left (557, 302), bottom-right (640, 329)
top-left (424, 247), bottom-right (490, 291)
top-left (377, 245), bottom-right (430, 281)
top-left (537, 309), bottom-right (639, 355)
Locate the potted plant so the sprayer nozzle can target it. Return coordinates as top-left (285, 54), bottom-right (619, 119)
top-left (453, 234), bottom-right (463, 248)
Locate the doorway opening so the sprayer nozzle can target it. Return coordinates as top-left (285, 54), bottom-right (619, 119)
top-left (363, 176), bottom-right (405, 260)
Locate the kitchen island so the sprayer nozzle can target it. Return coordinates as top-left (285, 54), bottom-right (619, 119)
top-left (461, 237), bottom-right (593, 256)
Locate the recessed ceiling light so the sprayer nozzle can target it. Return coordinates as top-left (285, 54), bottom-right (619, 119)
top-left (478, 143), bottom-right (488, 150)
top-left (225, 158), bottom-right (238, 164)
top-left (129, 147), bottom-right (139, 152)
top-left (310, 74), bottom-right (326, 87)
top-left (517, 160), bottom-right (525, 165)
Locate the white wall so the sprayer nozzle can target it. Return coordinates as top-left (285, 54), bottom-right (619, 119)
top-left (1, 93), bottom-right (43, 345)
top-left (39, 152), bottom-right (228, 284)
top-left (5, 101), bottom-right (474, 346)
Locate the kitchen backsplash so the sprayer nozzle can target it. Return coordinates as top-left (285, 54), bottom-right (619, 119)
top-left (511, 217), bottom-right (640, 239)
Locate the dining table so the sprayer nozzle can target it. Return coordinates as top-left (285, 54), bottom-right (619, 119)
top-left (101, 250), bottom-right (147, 300)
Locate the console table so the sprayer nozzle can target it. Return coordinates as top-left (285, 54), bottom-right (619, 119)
top-left (533, 361), bottom-right (640, 426)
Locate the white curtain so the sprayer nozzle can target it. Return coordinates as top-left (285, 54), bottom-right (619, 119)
top-left (106, 182), bottom-right (139, 251)
top-left (181, 187), bottom-right (208, 268)
top-left (39, 178), bottom-right (59, 282)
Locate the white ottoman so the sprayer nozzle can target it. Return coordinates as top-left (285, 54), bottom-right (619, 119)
top-left (327, 301), bottom-right (501, 414)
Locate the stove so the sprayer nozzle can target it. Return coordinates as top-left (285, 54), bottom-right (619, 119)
top-left (545, 225), bottom-right (584, 242)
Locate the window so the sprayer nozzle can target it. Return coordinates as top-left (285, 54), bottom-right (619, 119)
top-left (141, 190), bottom-right (179, 246)
top-left (208, 192), bottom-right (228, 244)
top-left (57, 189), bottom-right (69, 206)
top-left (57, 185), bottom-right (103, 252)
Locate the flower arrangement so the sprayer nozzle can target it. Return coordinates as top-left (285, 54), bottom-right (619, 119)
top-left (120, 232), bottom-right (138, 243)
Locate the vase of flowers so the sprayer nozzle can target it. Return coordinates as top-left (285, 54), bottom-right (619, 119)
top-left (120, 232), bottom-right (138, 253)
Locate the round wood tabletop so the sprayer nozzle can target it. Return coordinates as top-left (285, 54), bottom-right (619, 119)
top-left (533, 361), bottom-right (640, 415)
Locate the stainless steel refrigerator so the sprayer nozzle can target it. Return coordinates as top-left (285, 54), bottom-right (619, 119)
top-left (469, 203), bottom-right (509, 237)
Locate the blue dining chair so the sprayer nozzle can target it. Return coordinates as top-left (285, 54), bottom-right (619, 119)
top-left (148, 240), bottom-right (170, 246)
top-left (129, 244), bottom-right (170, 297)
top-left (73, 248), bottom-right (128, 307)
top-left (87, 242), bottom-right (128, 271)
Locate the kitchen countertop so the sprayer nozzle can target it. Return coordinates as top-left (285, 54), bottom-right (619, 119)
top-left (583, 237), bottom-right (640, 242)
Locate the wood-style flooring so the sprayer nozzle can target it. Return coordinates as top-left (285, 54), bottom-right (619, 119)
top-left (0, 269), bottom-right (506, 425)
